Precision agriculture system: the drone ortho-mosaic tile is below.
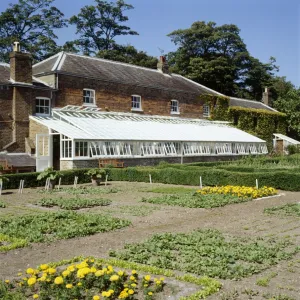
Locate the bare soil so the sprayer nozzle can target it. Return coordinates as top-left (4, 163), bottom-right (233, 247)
top-left (0, 181), bottom-right (299, 300)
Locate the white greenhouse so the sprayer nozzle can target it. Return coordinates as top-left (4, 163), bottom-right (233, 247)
top-left (30, 106), bottom-right (268, 171)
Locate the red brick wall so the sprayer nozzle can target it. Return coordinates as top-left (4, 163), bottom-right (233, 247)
top-left (0, 86), bottom-right (52, 152)
top-left (56, 74), bottom-right (205, 118)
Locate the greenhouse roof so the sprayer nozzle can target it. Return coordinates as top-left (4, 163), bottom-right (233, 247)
top-left (30, 106), bottom-right (265, 143)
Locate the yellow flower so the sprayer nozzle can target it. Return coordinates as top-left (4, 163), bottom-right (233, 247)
top-left (39, 264), bottom-right (48, 270)
top-left (109, 274), bottom-right (119, 281)
top-left (26, 268), bottom-right (35, 275)
top-left (129, 275), bottom-right (136, 281)
top-left (27, 277), bottom-right (37, 286)
top-left (33, 294), bottom-right (39, 299)
top-left (54, 276), bottom-right (64, 285)
top-left (148, 292), bottom-right (153, 296)
top-left (48, 268), bottom-right (56, 275)
top-left (67, 265), bottom-right (75, 272)
top-left (160, 277), bottom-right (165, 281)
top-left (93, 296), bottom-right (100, 300)
top-left (66, 283), bottom-right (73, 289)
top-left (17, 272), bottom-right (22, 276)
top-left (144, 284), bottom-right (148, 287)
top-left (95, 270), bottom-right (105, 277)
top-left (62, 270), bottom-right (70, 277)
top-left (131, 270), bottom-right (137, 275)
top-left (131, 283), bottom-right (136, 287)
top-left (128, 289), bottom-right (134, 295)
top-left (144, 275), bottom-right (151, 281)
top-left (118, 270), bottom-right (124, 276)
top-left (77, 282), bottom-right (82, 286)
top-left (90, 267), bottom-right (97, 273)
top-left (38, 276), bottom-right (47, 282)
top-left (5, 280), bottom-right (9, 284)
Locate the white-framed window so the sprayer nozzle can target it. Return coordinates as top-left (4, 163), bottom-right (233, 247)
top-left (83, 89), bottom-right (95, 105)
top-left (75, 141), bottom-right (89, 157)
top-left (36, 97), bottom-right (51, 116)
top-left (171, 100), bottom-right (180, 114)
top-left (61, 135), bottom-right (72, 158)
top-left (131, 95), bottom-right (142, 111)
top-left (203, 104), bottom-right (210, 117)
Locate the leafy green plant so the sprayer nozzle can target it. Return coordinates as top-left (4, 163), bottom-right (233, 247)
top-left (143, 186), bottom-right (197, 194)
top-left (286, 145), bottom-right (299, 155)
top-left (0, 200), bottom-right (6, 208)
top-left (115, 205), bottom-right (160, 216)
top-left (38, 186), bottom-right (118, 195)
top-left (85, 168), bottom-right (106, 179)
top-left (109, 229), bottom-right (297, 279)
top-left (0, 211), bottom-right (131, 244)
top-left (263, 293), bottom-right (295, 300)
top-left (37, 167), bottom-right (61, 181)
top-left (256, 272), bottom-right (277, 287)
top-left (264, 204), bottom-right (300, 217)
top-left (142, 193), bottom-right (251, 208)
top-left (36, 196), bottom-right (112, 210)
top-left (0, 233), bottom-right (28, 252)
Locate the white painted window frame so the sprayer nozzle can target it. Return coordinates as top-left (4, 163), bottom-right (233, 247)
top-left (170, 100), bottom-right (180, 114)
top-left (61, 135), bottom-right (72, 159)
top-left (75, 141), bottom-right (89, 158)
top-left (203, 104), bottom-right (210, 117)
top-left (131, 95), bottom-right (142, 111)
top-left (83, 88), bottom-right (96, 106)
top-left (35, 97), bottom-right (51, 116)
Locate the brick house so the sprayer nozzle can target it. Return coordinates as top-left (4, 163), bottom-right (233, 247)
top-left (0, 45), bottom-right (276, 171)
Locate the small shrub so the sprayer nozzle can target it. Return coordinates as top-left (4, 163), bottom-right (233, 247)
top-left (0, 211), bottom-right (131, 244)
top-left (36, 197), bottom-right (112, 210)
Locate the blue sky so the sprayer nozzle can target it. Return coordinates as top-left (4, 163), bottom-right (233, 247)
top-left (1, 0), bottom-right (299, 86)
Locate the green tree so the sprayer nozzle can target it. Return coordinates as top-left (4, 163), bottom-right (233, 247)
top-left (97, 44), bottom-right (157, 68)
top-left (273, 80), bottom-right (300, 139)
top-left (167, 21), bottom-right (278, 98)
top-left (0, 0), bottom-right (67, 62)
top-left (69, 0), bottom-right (138, 55)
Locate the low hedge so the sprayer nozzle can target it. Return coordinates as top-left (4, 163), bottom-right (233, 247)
top-left (3, 166), bottom-right (300, 191)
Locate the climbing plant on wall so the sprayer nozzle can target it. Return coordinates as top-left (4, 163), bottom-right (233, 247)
top-left (200, 94), bottom-right (286, 150)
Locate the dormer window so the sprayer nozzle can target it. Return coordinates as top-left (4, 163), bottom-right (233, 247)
top-left (83, 89), bottom-right (95, 106)
top-left (36, 97), bottom-right (50, 116)
top-left (171, 100), bottom-right (180, 114)
top-left (131, 95), bottom-right (142, 111)
top-left (203, 104), bottom-right (210, 117)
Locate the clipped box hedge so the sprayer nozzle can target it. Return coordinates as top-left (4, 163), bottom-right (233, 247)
top-left (3, 166), bottom-right (300, 191)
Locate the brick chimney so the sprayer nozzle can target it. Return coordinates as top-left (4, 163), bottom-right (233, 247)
top-left (9, 42), bottom-right (32, 84)
top-left (262, 87), bottom-right (272, 107)
top-left (157, 56), bottom-right (170, 74)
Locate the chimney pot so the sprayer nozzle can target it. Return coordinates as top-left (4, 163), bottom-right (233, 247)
top-left (157, 56), bottom-right (169, 74)
top-left (262, 86), bottom-right (272, 107)
top-left (13, 41), bottom-right (20, 52)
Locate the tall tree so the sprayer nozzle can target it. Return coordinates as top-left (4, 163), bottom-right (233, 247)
top-left (69, 0), bottom-right (138, 55)
top-left (167, 21), bottom-right (278, 98)
top-left (97, 44), bottom-right (157, 68)
top-left (272, 78), bottom-right (300, 139)
top-left (0, 0), bottom-right (67, 62)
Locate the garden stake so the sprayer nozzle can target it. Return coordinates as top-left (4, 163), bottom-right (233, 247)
top-left (45, 178), bottom-right (50, 191)
top-left (149, 174), bottom-right (152, 184)
top-left (105, 175), bottom-right (108, 186)
top-left (18, 180), bottom-right (24, 194)
top-left (256, 179), bottom-right (259, 189)
top-left (0, 181), bottom-right (2, 196)
top-left (57, 177), bottom-right (61, 190)
top-left (73, 176), bottom-right (78, 188)
top-left (200, 176), bottom-right (203, 189)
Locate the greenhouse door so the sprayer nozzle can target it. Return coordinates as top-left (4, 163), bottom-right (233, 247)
top-left (36, 134), bottom-right (52, 172)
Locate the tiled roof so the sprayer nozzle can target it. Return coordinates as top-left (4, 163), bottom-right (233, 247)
top-left (33, 52), bottom-right (223, 95)
top-left (0, 63), bottom-right (10, 84)
top-left (0, 62), bottom-right (52, 88)
top-left (230, 97), bottom-right (277, 112)
top-left (0, 153), bottom-right (36, 167)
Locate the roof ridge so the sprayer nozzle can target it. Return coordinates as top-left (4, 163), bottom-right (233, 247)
top-left (64, 52), bottom-right (162, 74)
top-left (230, 97), bottom-right (278, 112)
top-left (33, 52), bottom-right (63, 68)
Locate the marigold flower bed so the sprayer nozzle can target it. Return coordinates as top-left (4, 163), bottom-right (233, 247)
top-left (1, 259), bottom-right (165, 299)
top-left (197, 185), bottom-right (277, 199)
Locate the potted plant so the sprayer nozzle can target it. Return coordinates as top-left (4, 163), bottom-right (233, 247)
top-left (37, 167), bottom-right (61, 189)
top-left (85, 168), bottom-right (106, 186)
